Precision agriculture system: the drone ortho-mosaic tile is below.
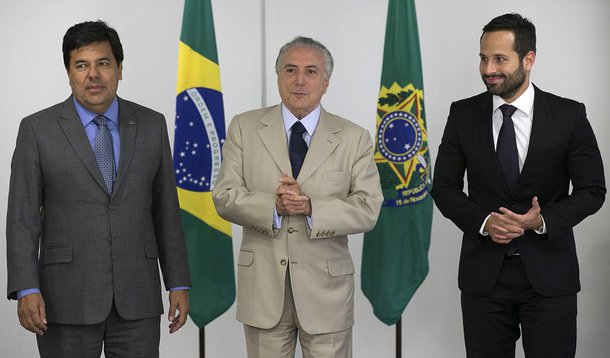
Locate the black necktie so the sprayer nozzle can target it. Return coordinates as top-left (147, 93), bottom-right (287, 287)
top-left (289, 121), bottom-right (308, 178)
top-left (93, 115), bottom-right (116, 195)
top-left (497, 104), bottom-right (519, 256)
top-left (497, 104), bottom-right (519, 193)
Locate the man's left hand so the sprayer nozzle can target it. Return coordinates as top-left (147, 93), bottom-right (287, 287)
top-left (491, 196), bottom-right (543, 231)
top-left (275, 174), bottom-right (312, 216)
top-left (168, 290), bottom-right (189, 333)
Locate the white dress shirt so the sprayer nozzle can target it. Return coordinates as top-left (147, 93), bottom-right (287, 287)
top-left (273, 104), bottom-right (321, 229)
top-left (481, 82), bottom-right (546, 235)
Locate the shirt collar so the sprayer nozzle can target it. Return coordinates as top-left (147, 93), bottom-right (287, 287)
top-left (492, 81), bottom-right (535, 117)
top-left (281, 103), bottom-right (321, 136)
top-left (73, 96), bottom-right (120, 127)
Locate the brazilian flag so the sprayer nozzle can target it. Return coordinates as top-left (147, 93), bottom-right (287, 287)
top-left (173, 0), bottom-right (235, 327)
top-left (361, 0), bottom-right (433, 325)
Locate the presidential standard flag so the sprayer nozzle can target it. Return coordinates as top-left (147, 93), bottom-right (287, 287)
top-left (361, 0), bottom-right (433, 325)
top-left (173, 0), bottom-right (235, 327)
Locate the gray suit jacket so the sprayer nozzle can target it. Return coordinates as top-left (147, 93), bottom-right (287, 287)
top-left (213, 105), bottom-right (382, 334)
top-left (6, 96), bottom-right (191, 325)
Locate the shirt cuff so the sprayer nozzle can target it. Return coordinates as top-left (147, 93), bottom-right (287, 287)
top-left (168, 286), bottom-right (190, 291)
top-left (306, 216), bottom-right (313, 230)
top-left (534, 214), bottom-right (547, 234)
top-left (17, 288), bottom-right (41, 299)
top-left (479, 215), bottom-right (491, 236)
top-left (273, 207), bottom-right (282, 229)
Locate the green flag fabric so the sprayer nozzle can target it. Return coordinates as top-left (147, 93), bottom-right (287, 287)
top-left (173, 0), bottom-right (235, 327)
top-left (361, 0), bottom-right (433, 326)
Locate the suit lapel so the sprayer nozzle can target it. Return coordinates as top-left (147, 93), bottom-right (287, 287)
top-left (476, 94), bottom-right (511, 194)
top-left (516, 86), bottom-right (551, 191)
top-left (113, 97), bottom-right (137, 196)
top-left (297, 108), bottom-right (341, 184)
top-left (257, 106), bottom-right (292, 175)
top-left (57, 97), bottom-right (108, 194)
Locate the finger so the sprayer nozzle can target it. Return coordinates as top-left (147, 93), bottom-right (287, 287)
top-left (278, 175), bottom-right (297, 185)
top-left (25, 314), bottom-right (45, 335)
top-left (168, 300), bottom-right (178, 323)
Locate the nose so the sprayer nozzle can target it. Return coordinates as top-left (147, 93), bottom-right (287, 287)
top-left (481, 60), bottom-right (496, 75)
top-left (88, 65), bottom-right (101, 79)
top-left (294, 70), bottom-right (305, 86)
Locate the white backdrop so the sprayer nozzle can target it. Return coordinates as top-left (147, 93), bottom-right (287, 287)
top-left (1, 0), bottom-right (609, 357)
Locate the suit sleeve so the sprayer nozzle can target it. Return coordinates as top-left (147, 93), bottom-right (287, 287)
top-left (152, 115), bottom-right (191, 289)
top-left (541, 104), bottom-right (606, 237)
top-left (212, 115), bottom-right (276, 235)
top-left (431, 103), bottom-right (490, 237)
top-left (308, 128), bottom-right (383, 237)
top-left (6, 118), bottom-right (43, 299)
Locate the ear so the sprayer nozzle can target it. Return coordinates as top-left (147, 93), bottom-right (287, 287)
top-left (522, 51), bottom-right (536, 71)
top-left (118, 63), bottom-right (123, 81)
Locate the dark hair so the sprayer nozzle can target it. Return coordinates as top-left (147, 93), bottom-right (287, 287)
top-left (482, 13), bottom-right (536, 60)
top-left (62, 20), bottom-right (123, 69)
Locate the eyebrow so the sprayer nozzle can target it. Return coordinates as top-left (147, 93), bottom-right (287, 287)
top-left (74, 57), bottom-right (112, 64)
top-left (283, 64), bottom-right (320, 70)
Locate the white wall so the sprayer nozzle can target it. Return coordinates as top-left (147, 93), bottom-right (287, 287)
top-left (1, 0), bottom-right (608, 356)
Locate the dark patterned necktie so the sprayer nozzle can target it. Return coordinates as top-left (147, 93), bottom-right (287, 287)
top-left (289, 121), bottom-right (308, 178)
top-left (497, 104), bottom-right (519, 255)
top-left (93, 115), bottom-right (116, 195)
top-left (497, 104), bottom-right (519, 193)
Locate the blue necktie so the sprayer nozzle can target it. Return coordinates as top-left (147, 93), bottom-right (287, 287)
top-left (289, 121), bottom-right (308, 179)
top-left (497, 104), bottom-right (519, 255)
top-left (93, 115), bottom-right (116, 195)
top-left (497, 104), bottom-right (519, 193)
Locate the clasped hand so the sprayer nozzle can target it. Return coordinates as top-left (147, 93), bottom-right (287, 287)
top-left (485, 196), bottom-right (543, 244)
top-left (275, 174), bottom-right (311, 216)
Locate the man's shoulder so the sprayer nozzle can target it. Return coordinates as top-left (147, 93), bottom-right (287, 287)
top-left (321, 108), bottom-right (367, 134)
top-left (235, 105), bottom-right (279, 120)
top-left (22, 98), bottom-right (70, 123)
top-left (533, 86), bottom-right (582, 109)
top-left (118, 97), bottom-right (164, 118)
top-left (452, 91), bottom-right (490, 109)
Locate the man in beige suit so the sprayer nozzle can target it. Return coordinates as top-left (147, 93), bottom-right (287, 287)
top-left (213, 36), bottom-right (382, 358)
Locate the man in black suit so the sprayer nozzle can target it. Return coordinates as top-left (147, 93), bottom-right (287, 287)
top-left (6, 21), bottom-right (191, 357)
top-left (431, 13), bottom-right (605, 357)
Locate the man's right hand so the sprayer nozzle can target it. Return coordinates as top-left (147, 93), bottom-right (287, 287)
top-left (18, 293), bottom-right (47, 335)
top-left (484, 215), bottom-right (525, 244)
top-left (275, 174), bottom-right (311, 216)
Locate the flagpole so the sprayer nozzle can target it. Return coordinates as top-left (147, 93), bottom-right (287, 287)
top-left (396, 317), bottom-right (402, 358)
top-left (200, 326), bottom-right (205, 358)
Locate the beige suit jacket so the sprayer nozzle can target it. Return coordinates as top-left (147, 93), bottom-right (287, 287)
top-left (213, 105), bottom-right (382, 334)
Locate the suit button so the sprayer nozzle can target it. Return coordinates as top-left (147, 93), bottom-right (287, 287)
top-left (288, 227), bottom-right (294, 234)
top-left (109, 205), bottom-right (115, 210)
top-left (280, 259), bottom-right (287, 266)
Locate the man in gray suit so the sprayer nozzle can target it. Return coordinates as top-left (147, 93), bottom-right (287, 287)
top-left (213, 36), bottom-right (382, 358)
top-left (6, 20), bottom-right (191, 358)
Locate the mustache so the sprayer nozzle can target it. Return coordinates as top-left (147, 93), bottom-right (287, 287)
top-left (483, 74), bottom-right (505, 79)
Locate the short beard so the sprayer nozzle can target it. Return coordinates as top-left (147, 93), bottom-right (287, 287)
top-left (482, 64), bottom-right (527, 100)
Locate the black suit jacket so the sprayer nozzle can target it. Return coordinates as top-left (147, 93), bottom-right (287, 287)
top-left (431, 86), bottom-right (605, 297)
top-left (6, 97), bottom-right (191, 324)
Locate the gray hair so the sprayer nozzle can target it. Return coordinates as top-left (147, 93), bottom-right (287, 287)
top-left (274, 36), bottom-right (334, 79)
